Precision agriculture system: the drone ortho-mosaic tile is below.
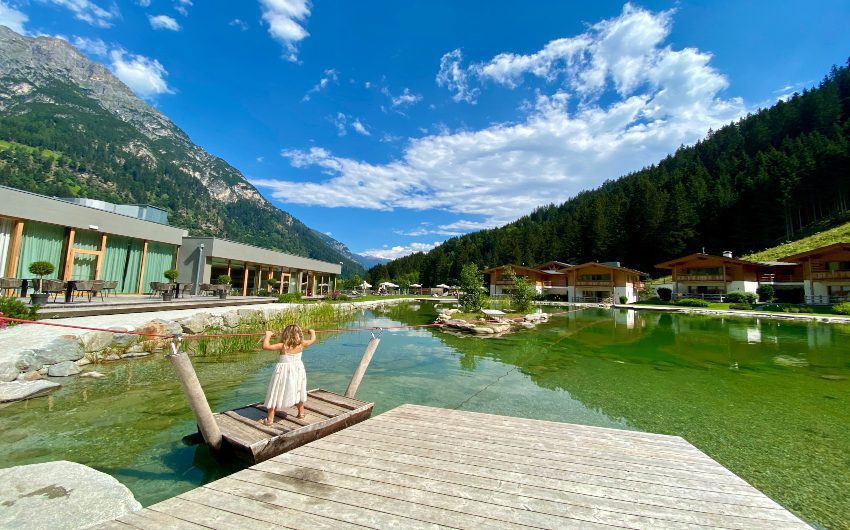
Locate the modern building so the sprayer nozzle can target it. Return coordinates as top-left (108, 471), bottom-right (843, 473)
top-left (561, 262), bottom-right (646, 303)
top-left (483, 264), bottom-right (567, 297)
top-left (654, 252), bottom-right (778, 300)
top-left (0, 186), bottom-right (186, 293)
top-left (178, 237), bottom-right (341, 296)
top-left (777, 242), bottom-right (850, 304)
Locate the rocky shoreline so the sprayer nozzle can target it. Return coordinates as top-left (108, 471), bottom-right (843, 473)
top-left (435, 308), bottom-right (551, 335)
top-left (0, 299), bottom-right (412, 403)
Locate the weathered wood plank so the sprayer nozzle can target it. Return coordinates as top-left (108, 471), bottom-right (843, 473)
top-left (234, 468), bottom-right (535, 530)
top-left (328, 425), bottom-right (758, 495)
top-left (206, 475), bottom-right (439, 529)
top-left (223, 410), bottom-right (285, 436)
top-left (115, 508), bottom-right (211, 530)
top-left (352, 419), bottom-right (736, 482)
top-left (290, 443), bottom-right (801, 524)
top-left (93, 520), bottom-right (136, 529)
top-left (310, 389), bottom-right (369, 409)
top-left (179, 486), bottom-right (368, 530)
top-left (302, 399), bottom-right (349, 418)
top-left (149, 497), bottom-right (279, 530)
top-left (265, 452), bottom-right (793, 530)
top-left (214, 414), bottom-right (270, 445)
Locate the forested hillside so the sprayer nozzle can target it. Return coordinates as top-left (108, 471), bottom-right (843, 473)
top-left (370, 60), bottom-right (850, 284)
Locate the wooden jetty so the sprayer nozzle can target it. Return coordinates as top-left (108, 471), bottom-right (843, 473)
top-left (213, 389), bottom-right (373, 464)
top-left (98, 404), bottom-right (810, 529)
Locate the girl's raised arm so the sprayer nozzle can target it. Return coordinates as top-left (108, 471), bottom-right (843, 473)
top-left (302, 329), bottom-right (317, 348)
top-left (262, 330), bottom-right (283, 351)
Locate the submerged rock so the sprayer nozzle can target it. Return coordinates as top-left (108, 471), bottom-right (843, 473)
top-left (0, 360), bottom-right (19, 382)
top-left (47, 361), bottom-right (81, 377)
top-left (16, 371), bottom-right (41, 381)
top-left (0, 380), bottom-right (60, 402)
top-left (79, 371), bottom-right (106, 378)
top-left (0, 460), bottom-right (141, 529)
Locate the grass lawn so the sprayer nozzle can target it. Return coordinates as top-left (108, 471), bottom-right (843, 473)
top-left (317, 294), bottom-right (427, 304)
top-left (630, 300), bottom-right (843, 317)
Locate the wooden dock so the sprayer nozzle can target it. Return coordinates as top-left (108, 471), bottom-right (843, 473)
top-left (97, 404), bottom-right (810, 529)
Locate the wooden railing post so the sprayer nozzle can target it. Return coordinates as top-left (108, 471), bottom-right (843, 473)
top-left (345, 335), bottom-right (380, 398)
top-left (167, 338), bottom-right (222, 450)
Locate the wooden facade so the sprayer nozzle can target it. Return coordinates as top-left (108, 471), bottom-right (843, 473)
top-left (779, 242), bottom-right (850, 304)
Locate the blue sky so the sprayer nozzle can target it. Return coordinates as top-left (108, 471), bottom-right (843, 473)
top-left (3, 1), bottom-right (850, 260)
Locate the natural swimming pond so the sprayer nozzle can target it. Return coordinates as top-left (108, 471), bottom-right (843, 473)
top-left (0, 302), bottom-right (848, 528)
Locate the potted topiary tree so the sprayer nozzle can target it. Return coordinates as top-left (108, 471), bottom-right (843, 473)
top-left (162, 269), bottom-right (179, 301)
top-left (217, 275), bottom-right (232, 299)
top-left (266, 277), bottom-right (278, 295)
top-left (28, 261), bottom-right (55, 305)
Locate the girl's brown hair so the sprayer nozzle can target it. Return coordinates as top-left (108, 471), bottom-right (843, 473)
top-left (280, 324), bottom-right (304, 350)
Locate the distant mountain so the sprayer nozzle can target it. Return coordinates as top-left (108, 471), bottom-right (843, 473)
top-left (0, 27), bottom-right (364, 276)
top-left (371, 60), bottom-right (850, 284)
top-left (354, 254), bottom-right (390, 270)
top-left (312, 231), bottom-right (388, 270)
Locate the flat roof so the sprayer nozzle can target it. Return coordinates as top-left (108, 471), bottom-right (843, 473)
top-left (0, 185), bottom-right (187, 245)
top-left (182, 237), bottom-right (342, 274)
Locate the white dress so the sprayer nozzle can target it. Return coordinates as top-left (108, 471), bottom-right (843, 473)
top-left (264, 351), bottom-right (307, 409)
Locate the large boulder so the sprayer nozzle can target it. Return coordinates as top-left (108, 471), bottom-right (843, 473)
top-left (79, 331), bottom-right (114, 353)
top-left (0, 361), bottom-right (19, 382)
top-left (0, 380), bottom-right (60, 402)
top-left (0, 460), bottom-right (141, 529)
top-left (177, 312), bottom-right (212, 334)
top-left (107, 326), bottom-right (138, 347)
top-left (30, 336), bottom-right (84, 366)
top-left (135, 319), bottom-right (181, 338)
top-left (15, 350), bottom-right (38, 372)
top-left (47, 361), bottom-right (81, 377)
top-left (222, 310), bottom-right (240, 328)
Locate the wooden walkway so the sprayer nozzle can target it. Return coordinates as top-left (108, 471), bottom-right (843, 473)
top-left (97, 404), bottom-right (810, 529)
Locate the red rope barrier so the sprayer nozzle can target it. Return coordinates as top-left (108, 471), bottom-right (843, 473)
top-left (0, 306), bottom-right (593, 340)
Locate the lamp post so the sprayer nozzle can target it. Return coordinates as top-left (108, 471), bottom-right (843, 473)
top-left (193, 243), bottom-right (205, 295)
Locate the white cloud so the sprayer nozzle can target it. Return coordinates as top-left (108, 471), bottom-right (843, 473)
top-left (230, 18), bottom-right (248, 30)
top-left (382, 86), bottom-right (422, 108)
top-left (174, 0), bottom-right (191, 16)
top-left (0, 1), bottom-right (27, 34)
top-left (137, 0), bottom-right (150, 6)
top-left (72, 35), bottom-right (108, 56)
top-left (331, 112), bottom-right (347, 136)
top-left (253, 4), bottom-right (746, 227)
top-left (256, 156), bottom-right (265, 163)
top-left (359, 242), bottom-right (442, 260)
top-left (395, 219), bottom-right (494, 237)
top-left (46, 0), bottom-right (118, 28)
top-left (259, 0), bottom-right (311, 62)
top-left (109, 49), bottom-right (174, 98)
top-left (302, 68), bottom-right (337, 101)
top-left (351, 119), bottom-right (370, 136)
top-left (436, 49), bottom-right (479, 103)
top-left (148, 14), bottom-right (180, 31)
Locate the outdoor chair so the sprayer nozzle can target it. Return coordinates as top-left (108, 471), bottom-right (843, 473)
top-left (72, 280), bottom-right (100, 302)
top-left (149, 282), bottom-right (172, 299)
top-left (41, 279), bottom-right (66, 303)
top-left (91, 280), bottom-right (106, 301)
top-left (101, 280), bottom-right (119, 298)
top-left (0, 277), bottom-right (23, 296)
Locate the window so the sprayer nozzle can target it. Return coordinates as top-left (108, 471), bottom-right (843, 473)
top-left (580, 274), bottom-right (611, 281)
top-left (685, 267), bottom-right (723, 275)
top-left (827, 261), bottom-right (850, 272)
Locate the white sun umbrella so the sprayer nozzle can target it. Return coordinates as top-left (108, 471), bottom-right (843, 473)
top-left (410, 283), bottom-right (422, 288)
top-left (380, 282), bottom-right (399, 288)
top-left (360, 281), bottom-right (372, 289)
top-left (436, 283), bottom-right (451, 289)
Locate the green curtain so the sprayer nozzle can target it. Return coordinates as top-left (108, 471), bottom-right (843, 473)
top-left (141, 242), bottom-right (176, 292)
top-left (69, 230), bottom-right (102, 281)
top-left (16, 222), bottom-right (66, 279)
top-left (102, 235), bottom-right (144, 293)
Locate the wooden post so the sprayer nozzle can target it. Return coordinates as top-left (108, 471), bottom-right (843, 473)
top-left (5, 220), bottom-right (24, 278)
top-left (94, 233), bottom-right (107, 280)
top-left (345, 335), bottom-right (380, 398)
top-left (242, 262), bottom-right (250, 296)
top-left (63, 228), bottom-right (76, 280)
top-left (137, 240), bottom-right (149, 294)
top-left (167, 341), bottom-right (222, 450)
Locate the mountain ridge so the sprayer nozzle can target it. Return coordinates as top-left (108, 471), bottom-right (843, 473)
top-left (0, 26), bottom-right (364, 276)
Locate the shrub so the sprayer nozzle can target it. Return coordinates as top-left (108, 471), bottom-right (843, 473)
top-left (28, 261), bottom-right (55, 277)
top-left (726, 291), bottom-right (757, 304)
top-left (756, 284), bottom-right (775, 303)
top-left (277, 292), bottom-right (302, 303)
top-left (504, 268), bottom-right (535, 312)
top-left (657, 287), bottom-right (672, 302)
top-left (757, 303), bottom-right (785, 312)
top-left (217, 275), bottom-right (232, 285)
top-left (326, 291), bottom-right (349, 301)
top-left (797, 306), bottom-right (814, 313)
top-left (257, 288), bottom-right (268, 296)
top-left (619, 295), bottom-right (628, 304)
top-left (673, 298), bottom-right (710, 307)
top-left (163, 269), bottom-right (179, 282)
top-left (458, 263), bottom-right (484, 312)
top-left (0, 296), bottom-right (38, 324)
top-left (729, 303), bottom-right (752, 310)
top-left (833, 302), bottom-right (850, 316)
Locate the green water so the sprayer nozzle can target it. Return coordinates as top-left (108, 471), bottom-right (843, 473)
top-left (1, 303), bottom-right (848, 529)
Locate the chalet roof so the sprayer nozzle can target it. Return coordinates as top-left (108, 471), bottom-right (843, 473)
top-left (536, 260), bottom-right (572, 271)
top-left (483, 264), bottom-right (548, 276)
top-left (655, 253), bottom-right (762, 269)
top-left (754, 260), bottom-right (798, 267)
top-left (559, 262), bottom-right (648, 276)
top-left (778, 242), bottom-right (850, 262)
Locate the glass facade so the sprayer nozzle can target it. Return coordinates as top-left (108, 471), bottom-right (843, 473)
top-left (102, 235), bottom-right (145, 293)
top-left (141, 241), bottom-right (176, 292)
top-left (15, 221), bottom-right (66, 279)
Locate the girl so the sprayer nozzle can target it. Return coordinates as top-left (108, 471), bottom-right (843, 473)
top-left (260, 324), bottom-right (315, 425)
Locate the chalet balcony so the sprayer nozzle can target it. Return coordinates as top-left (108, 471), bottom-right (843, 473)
top-left (759, 273), bottom-right (801, 283)
top-left (811, 271), bottom-right (850, 280)
top-left (575, 280), bottom-right (613, 287)
top-left (675, 274), bottom-right (731, 282)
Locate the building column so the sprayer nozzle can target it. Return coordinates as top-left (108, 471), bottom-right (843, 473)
top-left (94, 233), bottom-right (107, 280)
top-left (62, 228), bottom-right (76, 280)
top-left (4, 220), bottom-right (24, 296)
top-left (242, 262), bottom-right (250, 296)
top-left (137, 240), bottom-right (149, 294)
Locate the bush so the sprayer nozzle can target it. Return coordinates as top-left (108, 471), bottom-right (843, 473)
top-left (217, 275), bottom-right (232, 285)
top-left (673, 298), bottom-right (710, 307)
top-left (756, 284), bottom-right (775, 303)
top-left (833, 302), bottom-right (850, 316)
top-left (277, 292), bottom-right (302, 303)
top-left (726, 291), bottom-right (757, 304)
top-left (757, 303), bottom-right (785, 312)
top-left (504, 268), bottom-right (535, 312)
top-left (657, 287), bottom-right (672, 302)
top-left (163, 269), bottom-right (179, 282)
top-left (326, 291), bottom-right (349, 301)
top-left (728, 303), bottom-right (752, 310)
top-left (619, 295), bottom-right (628, 304)
top-left (28, 261), bottom-right (55, 277)
top-left (0, 296), bottom-right (38, 324)
top-left (257, 288), bottom-right (268, 296)
top-left (458, 263), bottom-right (484, 312)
